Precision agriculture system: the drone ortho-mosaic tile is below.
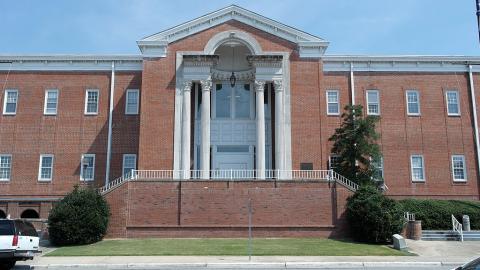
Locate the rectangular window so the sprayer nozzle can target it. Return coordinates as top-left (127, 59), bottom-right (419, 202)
top-left (44, 89), bottom-right (58, 115)
top-left (406, 90), bottom-right (420, 115)
top-left (3, 90), bottom-right (18, 115)
top-left (326, 90), bottom-right (340, 115)
top-left (0, 155), bottom-right (12, 181)
top-left (366, 90), bottom-right (380, 115)
top-left (38, 154), bottom-right (54, 181)
top-left (410, 155), bottom-right (425, 182)
top-left (372, 157), bottom-right (384, 180)
top-left (125, 89), bottom-right (139, 115)
top-left (329, 155), bottom-right (341, 171)
top-left (451, 155), bottom-right (467, 182)
top-left (80, 154), bottom-right (95, 181)
top-left (446, 90), bottom-right (460, 116)
top-left (84, 89), bottom-right (99, 115)
top-left (122, 154), bottom-right (137, 176)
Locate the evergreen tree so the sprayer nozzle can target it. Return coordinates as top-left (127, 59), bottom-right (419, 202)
top-left (328, 104), bottom-right (382, 185)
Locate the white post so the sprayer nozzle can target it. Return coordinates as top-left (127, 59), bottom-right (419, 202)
top-left (105, 61), bottom-right (115, 186)
top-left (350, 62), bottom-right (355, 105)
top-left (274, 80), bottom-right (285, 179)
top-left (468, 65), bottom-right (480, 182)
top-left (255, 80), bottom-right (266, 179)
top-left (181, 81), bottom-right (192, 179)
top-left (200, 79), bottom-right (212, 179)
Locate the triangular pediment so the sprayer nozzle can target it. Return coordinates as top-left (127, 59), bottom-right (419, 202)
top-left (137, 5), bottom-right (329, 58)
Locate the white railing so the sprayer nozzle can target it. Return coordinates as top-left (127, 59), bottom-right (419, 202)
top-left (404, 212), bottom-right (415, 222)
top-left (452, 214), bottom-right (464, 242)
top-left (99, 169), bottom-right (358, 194)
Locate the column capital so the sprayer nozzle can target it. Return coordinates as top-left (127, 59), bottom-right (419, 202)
top-left (200, 79), bottom-right (212, 92)
top-left (273, 79), bottom-right (284, 92)
top-left (182, 80), bottom-right (193, 92)
top-left (254, 80), bottom-right (266, 92)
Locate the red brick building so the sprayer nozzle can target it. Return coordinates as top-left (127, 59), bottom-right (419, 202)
top-left (0, 5), bottom-right (479, 237)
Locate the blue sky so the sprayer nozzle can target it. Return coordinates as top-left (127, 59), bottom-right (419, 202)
top-left (1, 0), bottom-right (479, 55)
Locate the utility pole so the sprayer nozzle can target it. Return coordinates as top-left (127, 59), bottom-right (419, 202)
top-left (476, 0), bottom-right (480, 43)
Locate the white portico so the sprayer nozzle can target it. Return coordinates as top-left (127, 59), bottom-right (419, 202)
top-left (136, 5), bottom-right (329, 179)
top-left (177, 36), bottom-right (287, 179)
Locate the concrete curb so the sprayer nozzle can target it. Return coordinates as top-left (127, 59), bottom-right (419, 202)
top-left (29, 261), bottom-right (464, 269)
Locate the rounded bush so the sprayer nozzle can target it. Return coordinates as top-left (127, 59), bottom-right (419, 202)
top-left (346, 185), bottom-right (404, 243)
top-left (399, 199), bottom-right (480, 230)
top-left (48, 186), bottom-right (110, 246)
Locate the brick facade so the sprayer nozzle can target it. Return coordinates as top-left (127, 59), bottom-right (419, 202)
top-left (0, 10), bottom-right (479, 237)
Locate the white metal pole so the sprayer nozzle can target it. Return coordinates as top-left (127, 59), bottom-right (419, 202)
top-left (105, 61), bottom-right (115, 186)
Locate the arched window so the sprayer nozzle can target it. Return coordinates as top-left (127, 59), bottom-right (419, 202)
top-left (0, 210), bottom-right (6, 219)
top-left (20, 209), bottom-right (39, 219)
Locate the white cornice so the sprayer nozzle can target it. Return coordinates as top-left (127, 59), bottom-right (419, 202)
top-left (323, 55), bottom-right (480, 73)
top-left (0, 55), bottom-right (143, 71)
top-left (137, 5), bottom-right (329, 58)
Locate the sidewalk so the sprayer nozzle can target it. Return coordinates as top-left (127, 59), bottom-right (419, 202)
top-left (16, 239), bottom-right (479, 269)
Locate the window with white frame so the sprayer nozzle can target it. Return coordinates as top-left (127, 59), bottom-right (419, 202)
top-left (84, 89), bottom-right (99, 115)
top-left (44, 89), bottom-right (58, 115)
top-left (122, 154), bottom-right (137, 176)
top-left (38, 154), bottom-right (54, 181)
top-left (446, 90), bottom-right (460, 116)
top-left (329, 155), bottom-right (341, 171)
top-left (125, 89), bottom-right (139, 115)
top-left (80, 154), bottom-right (95, 181)
top-left (410, 155), bottom-right (425, 182)
top-left (406, 90), bottom-right (420, 115)
top-left (451, 155), bottom-right (467, 181)
top-left (326, 90), bottom-right (340, 115)
top-left (0, 155), bottom-right (12, 181)
top-left (372, 157), bottom-right (384, 181)
top-left (366, 90), bottom-right (380, 115)
top-left (3, 89), bottom-right (18, 115)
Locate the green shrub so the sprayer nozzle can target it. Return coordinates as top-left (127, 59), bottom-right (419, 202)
top-left (346, 185), bottom-right (404, 243)
top-left (398, 199), bottom-right (480, 230)
top-left (48, 186), bottom-right (110, 246)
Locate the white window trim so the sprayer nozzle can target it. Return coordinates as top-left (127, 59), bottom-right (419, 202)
top-left (80, 154), bottom-right (95, 181)
top-left (125, 89), bottom-right (140, 115)
top-left (328, 154), bottom-right (341, 170)
top-left (406, 90), bottom-right (421, 116)
top-left (445, 90), bottom-right (461, 116)
top-left (451, 155), bottom-right (467, 182)
top-left (38, 154), bottom-right (54, 181)
top-left (0, 154), bottom-right (12, 181)
top-left (3, 89), bottom-right (18, 115)
top-left (122, 154), bottom-right (137, 176)
top-left (410, 155), bottom-right (425, 182)
top-left (43, 89), bottom-right (59, 115)
top-left (84, 89), bottom-right (99, 115)
top-left (366, 90), bottom-right (380, 115)
top-left (326, 90), bottom-right (340, 116)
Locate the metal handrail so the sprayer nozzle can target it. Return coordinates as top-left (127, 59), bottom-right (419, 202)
top-left (99, 169), bottom-right (358, 194)
top-left (404, 212), bottom-right (415, 221)
top-left (452, 214), bottom-right (464, 242)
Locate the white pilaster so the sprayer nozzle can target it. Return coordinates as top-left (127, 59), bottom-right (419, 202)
top-left (255, 80), bottom-right (266, 179)
top-left (181, 80), bottom-right (193, 179)
top-left (274, 80), bottom-right (285, 178)
top-left (200, 79), bottom-right (212, 179)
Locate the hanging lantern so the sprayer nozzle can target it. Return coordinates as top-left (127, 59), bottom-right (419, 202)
top-left (230, 71), bottom-right (236, 87)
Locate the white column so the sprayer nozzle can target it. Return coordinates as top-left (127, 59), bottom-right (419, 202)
top-left (255, 80), bottom-right (266, 179)
top-left (181, 80), bottom-right (192, 179)
top-left (200, 79), bottom-right (212, 179)
top-left (105, 61), bottom-right (115, 186)
top-left (274, 80), bottom-right (285, 179)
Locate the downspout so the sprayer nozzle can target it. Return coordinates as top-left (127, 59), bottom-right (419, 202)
top-left (105, 61), bottom-right (115, 186)
top-left (468, 65), bottom-right (480, 188)
top-left (350, 62), bottom-right (355, 105)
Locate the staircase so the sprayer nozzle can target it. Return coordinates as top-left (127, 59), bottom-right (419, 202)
top-left (422, 230), bottom-right (480, 241)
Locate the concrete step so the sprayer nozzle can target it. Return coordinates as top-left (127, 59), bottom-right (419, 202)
top-left (421, 230), bottom-right (480, 241)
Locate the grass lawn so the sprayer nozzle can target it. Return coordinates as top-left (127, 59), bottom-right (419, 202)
top-left (46, 238), bottom-right (410, 256)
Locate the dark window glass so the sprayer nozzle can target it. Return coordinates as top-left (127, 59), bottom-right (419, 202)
top-left (0, 220), bottom-right (14, 235)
